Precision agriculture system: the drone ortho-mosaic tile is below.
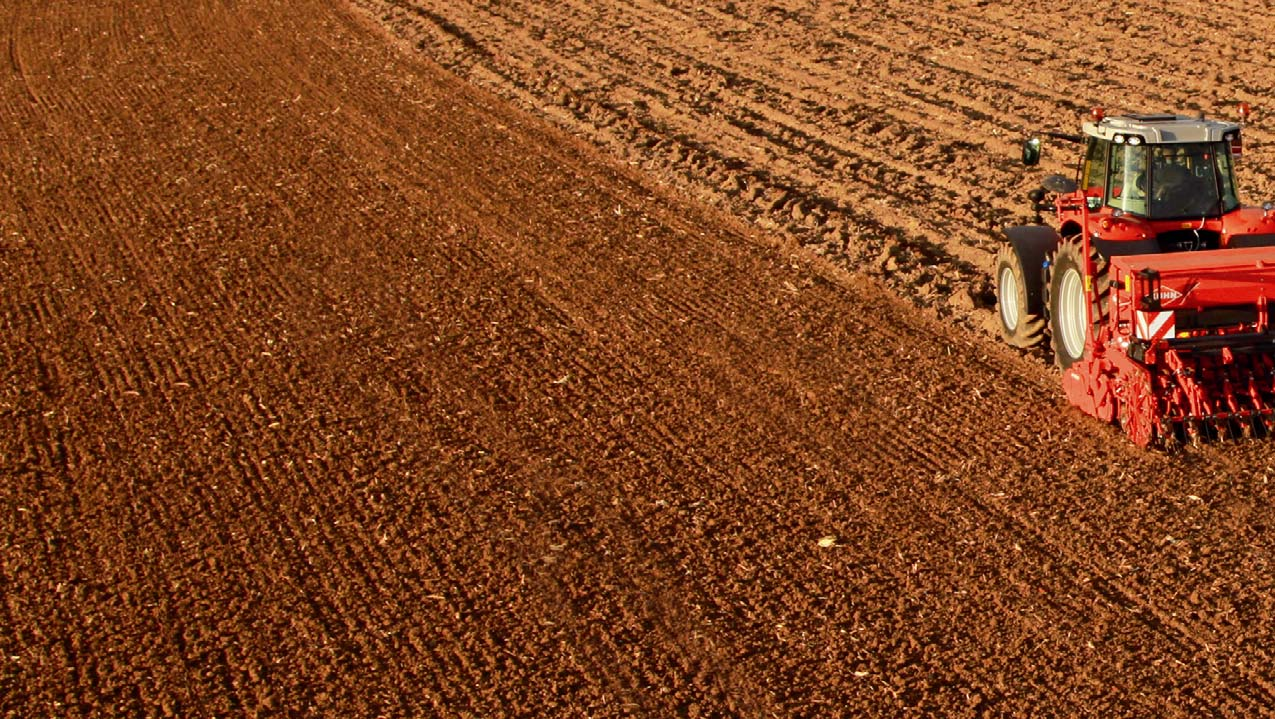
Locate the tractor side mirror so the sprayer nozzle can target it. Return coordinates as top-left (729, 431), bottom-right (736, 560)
top-left (1022, 137), bottom-right (1042, 166)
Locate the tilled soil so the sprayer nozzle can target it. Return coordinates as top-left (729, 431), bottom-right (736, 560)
top-left (356, 0), bottom-right (1275, 335)
top-left (4, 1), bottom-right (1275, 718)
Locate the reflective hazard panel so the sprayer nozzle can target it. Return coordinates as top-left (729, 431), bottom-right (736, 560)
top-left (1135, 310), bottom-right (1176, 342)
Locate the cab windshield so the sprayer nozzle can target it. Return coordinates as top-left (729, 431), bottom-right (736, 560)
top-left (1106, 141), bottom-right (1238, 219)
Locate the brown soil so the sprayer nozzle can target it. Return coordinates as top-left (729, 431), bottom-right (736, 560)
top-left (4, 1), bottom-right (1275, 717)
top-left (355, 0), bottom-right (1275, 336)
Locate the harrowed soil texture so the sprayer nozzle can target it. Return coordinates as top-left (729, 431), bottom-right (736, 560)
top-left (5, 1), bottom-right (1275, 717)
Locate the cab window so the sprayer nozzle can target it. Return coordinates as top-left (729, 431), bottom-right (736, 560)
top-left (1107, 143), bottom-right (1148, 216)
top-left (1148, 143), bottom-right (1230, 218)
top-left (1081, 138), bottom-right (1107, 200)
top-left (1216, 145), bottom-right (1240, 212)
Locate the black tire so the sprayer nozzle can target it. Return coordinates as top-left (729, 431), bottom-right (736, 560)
top-left (994, 243), bottom-right (1046, 348)
top-left (1048, 236), bottom-right (1109, 369)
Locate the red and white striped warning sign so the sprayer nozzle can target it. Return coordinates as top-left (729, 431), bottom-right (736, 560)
top-left (1135, 310), bottom-right (1176, 342)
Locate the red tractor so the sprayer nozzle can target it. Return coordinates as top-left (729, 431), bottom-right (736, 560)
top-left (997, 105), bottom-right (1275, 446)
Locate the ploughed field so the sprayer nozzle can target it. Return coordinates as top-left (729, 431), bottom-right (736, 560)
top-left (4, 1), bottom-right (1275, 716)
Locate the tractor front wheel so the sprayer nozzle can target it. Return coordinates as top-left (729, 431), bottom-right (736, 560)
top-left (995, 244), bottom-right (1046, 348)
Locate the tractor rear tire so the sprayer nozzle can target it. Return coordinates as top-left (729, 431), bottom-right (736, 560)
top-left (995, 243), bottom-right (1047, 348)
top-left (1049, 236), bottom-right (1109, 369)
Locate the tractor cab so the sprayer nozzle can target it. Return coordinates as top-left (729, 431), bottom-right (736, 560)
top-left (1082, 113), bottom-right (1241, 218)
top-left (1096, 136), bottom-right (1239, 221)
top-left (1025, 110), bottom-right (1249, 254)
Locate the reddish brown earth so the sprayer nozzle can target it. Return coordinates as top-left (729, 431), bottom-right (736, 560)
top-left (357, 0), bottom-right (1275, 336)
top-left (5, 1), bottom-right (1275, 717)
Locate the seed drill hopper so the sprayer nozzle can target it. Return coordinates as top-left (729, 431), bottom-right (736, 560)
top-left (996, 105), bottom-right (1275, 446)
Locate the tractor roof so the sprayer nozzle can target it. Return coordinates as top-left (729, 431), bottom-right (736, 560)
top-left (1082, 113), bottom-right (1240, 144)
